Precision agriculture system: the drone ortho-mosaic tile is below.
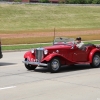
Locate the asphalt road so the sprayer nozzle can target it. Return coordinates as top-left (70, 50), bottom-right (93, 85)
top-left (0, 51), bottom-right (100, 100)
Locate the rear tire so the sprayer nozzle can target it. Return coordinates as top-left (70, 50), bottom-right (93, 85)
top-left (90, 53), bottom-right (100, 68)
top-left (48, 57), bottom-right (61, 73)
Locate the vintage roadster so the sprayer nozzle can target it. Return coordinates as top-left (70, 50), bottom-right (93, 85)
top-left (22, 37), bottom-right (100, 73)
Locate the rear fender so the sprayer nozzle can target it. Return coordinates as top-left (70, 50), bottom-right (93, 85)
top-left (24, 51), bottom-right (35, 61)
top-left (89, 48), bottom-right (100, 63)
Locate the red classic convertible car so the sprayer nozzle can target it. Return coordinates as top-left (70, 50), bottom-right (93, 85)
top-left (22, 37), bottom-right (100, 73)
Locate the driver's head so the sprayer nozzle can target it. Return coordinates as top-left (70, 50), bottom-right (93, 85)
top-left (76, 37), bottom-right (81, 43)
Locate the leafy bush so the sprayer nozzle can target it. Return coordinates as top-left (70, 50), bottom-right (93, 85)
top-left (66, 0), bottom-right (100, 4)
top-left (92, 0), bottom-right (100, 4)
top-left (39, 0), bottom-right (49, 3)
top-left (59, 0), bottom-right (66, 3)
top-left (14, 0), bottom-right (22, 2)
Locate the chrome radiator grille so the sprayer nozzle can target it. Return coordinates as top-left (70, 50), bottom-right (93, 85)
top-left (35, 48), bottom-right (44, 62)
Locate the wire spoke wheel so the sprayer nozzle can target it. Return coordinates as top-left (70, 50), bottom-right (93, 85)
top-left (93, 55), bottom-right (100, 66)
top-left (51, 59), bottom-right (60, 71)
top-left (48, 57), bottom-right (61, 73)
top-left (90, 53), bottom-right (100, 68)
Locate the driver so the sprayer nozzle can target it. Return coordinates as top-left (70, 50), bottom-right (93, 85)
top-left (75, 37), bottom-right (84, 49)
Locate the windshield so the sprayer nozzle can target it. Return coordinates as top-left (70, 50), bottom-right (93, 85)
top-left (53, 37), bottom-right (75, 46)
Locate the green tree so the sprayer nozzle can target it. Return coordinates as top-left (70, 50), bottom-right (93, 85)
top-left (80, 0), bottom-right (86, 4)
top-left (92, 0), bottom-right (100, 4)
top-left (66, 0), bottom-right (100, 4)
top-left (39, 0), bottom-right (49, 3)
top-left (66, 0), bottom-right (80, 4)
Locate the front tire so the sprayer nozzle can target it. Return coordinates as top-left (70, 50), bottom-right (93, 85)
top-left (48, 57), bottom-right (61, 73)
top-left (25, 64), bottom-right (37, 70)
top-left (24, 59), bottom-right (37, 70)
top-left (90, 53), bottom-right (100, 68)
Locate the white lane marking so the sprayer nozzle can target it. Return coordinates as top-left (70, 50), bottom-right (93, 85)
top-left (0, 86), bottom-right (16, 90)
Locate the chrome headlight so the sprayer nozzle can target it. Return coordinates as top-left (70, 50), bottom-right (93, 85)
top-left (31, 49), bottom-right (35, 53)
top-left (44, 49), bottom-right (48, 55)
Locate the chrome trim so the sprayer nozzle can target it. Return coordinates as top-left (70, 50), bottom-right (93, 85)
top-left (35, 48), bottom-right (44, 62)
top-left (93, 55), bottom-right (100, 66)
top-left (51, 59), bottom-right (59, 71)
top-left (22, 61), bottom-right (48, 67)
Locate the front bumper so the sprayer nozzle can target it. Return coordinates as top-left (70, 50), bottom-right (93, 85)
top-left (22, 61), bottom-right (48, 67)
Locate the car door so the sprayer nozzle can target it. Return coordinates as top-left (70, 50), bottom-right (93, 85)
top-left (72, 46), bottom-right (88, 62)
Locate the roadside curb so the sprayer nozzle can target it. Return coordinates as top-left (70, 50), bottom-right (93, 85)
top-left (2, 49), bottom-right (29, 53)
top-left (3, 44), bottom-right (100, 53)
top-left (2, 40), bottom-right (100, 52)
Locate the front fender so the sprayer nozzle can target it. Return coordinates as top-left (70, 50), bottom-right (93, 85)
top-left (42, 53), bottom-right (76, 65)
top-left (89, 48), bottom-right (100, 63)
top-left (42, 53), bottom-right (64, 62)
top-left (24, 51), bottom-right (35, 61)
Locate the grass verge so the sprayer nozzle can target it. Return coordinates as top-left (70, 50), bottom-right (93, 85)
top-left (2, 41), bottom-right (100, 51)
top-left (2, 43), bottom-right (52, 51)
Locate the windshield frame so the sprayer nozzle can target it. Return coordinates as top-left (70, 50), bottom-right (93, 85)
top-left (53, 37), bottom-right (75, 46)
